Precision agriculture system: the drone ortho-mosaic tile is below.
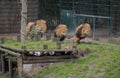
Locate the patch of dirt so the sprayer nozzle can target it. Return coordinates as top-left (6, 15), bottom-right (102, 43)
top-left (88, 62), bottom-right (96, 70)
top-left (23, 63), bottom-right (50, 78)
top-left (78, 49), bottom-right (92, 58)
top-left (94, 72), bottom-right (105, 78)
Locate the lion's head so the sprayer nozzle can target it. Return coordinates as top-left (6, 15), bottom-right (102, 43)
top-left (54, 24), bottom-right (68, 41)
top-left (35, 19), bottom-right (47, 33)
top-left (26, 19), bottom-right (47, 39)
top-left (74, 23), bottom-right (91, 43)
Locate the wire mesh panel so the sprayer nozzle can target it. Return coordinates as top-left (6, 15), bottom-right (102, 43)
top-left (74, 0), bottom-right (111, 16)
top-left (38, 0), bottom-right (114, 38)
top-left (59, 0), bottom-right (113, 38)
top-left (73, 0), bottom-right (113, 37)
top-left (0, 0), bottom-right (21, 34)
top-left (38, 0), bottom-right (60, 31)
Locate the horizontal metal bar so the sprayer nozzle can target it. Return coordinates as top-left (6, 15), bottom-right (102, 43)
top-left (73, 14), bottom-right (111, 19)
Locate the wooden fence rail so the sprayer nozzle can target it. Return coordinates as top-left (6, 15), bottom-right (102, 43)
top-left (0, 44), bottom-right (79, 78)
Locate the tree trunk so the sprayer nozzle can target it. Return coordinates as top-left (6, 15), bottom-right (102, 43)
top-left (20, 0), bottom-right (27, 42)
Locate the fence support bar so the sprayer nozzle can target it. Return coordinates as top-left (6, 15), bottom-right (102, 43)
top-left (0, 47), bottom-right (21, 57)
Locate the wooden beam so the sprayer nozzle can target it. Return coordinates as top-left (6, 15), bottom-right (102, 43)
top-left (0, 47), bottom-right (21, 57)
top-left (23, 59), bottom-right (71, 64)
top-left (5, 56), bottom-right (17, 61)
top-left (0, 45), bottom-right (28, 54)
top-left (23, 55), bottom-right (78, 60)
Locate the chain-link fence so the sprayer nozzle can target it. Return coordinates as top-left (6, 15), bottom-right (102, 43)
top-left (38, 0), bottom-right (115, 38)
top-left (1, 0), bottom-right (120, 38)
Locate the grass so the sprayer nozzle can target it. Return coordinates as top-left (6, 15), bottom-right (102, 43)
top-left (1, 38), bottom-right (120, 78)
top-left (3, 39), bottom-right (73, 50)
top-left (0, 72), bottom-right (9, 78)
top-left (35, 42), bottom-right (120, 78)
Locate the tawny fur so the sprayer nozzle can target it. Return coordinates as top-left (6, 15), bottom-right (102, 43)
top-left (26, 22), bottom-right (35, 36)
top-left (26, 19), bottom-right (47, 38)
top-left (54, 24), bottom-right (68, 41)
top-left (35, 19), bottom-right (47, 33)
top-left (73, 23), bottom-right (91, 43)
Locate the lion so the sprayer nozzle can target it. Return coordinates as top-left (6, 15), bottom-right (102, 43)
top-left (26, 22), bottom-right (35, 36)
top-left (26, 19), bottom-right (47, 39)
top-left (35, 19), bottom-right (47, 33)
top-left (73, 23), bottom-right (91, 43)
top-left (54, 24), bottom-right (68, 41)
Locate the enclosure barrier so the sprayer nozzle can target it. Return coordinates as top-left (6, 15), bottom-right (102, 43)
top-left (0, 42), bottom-right (79, 78)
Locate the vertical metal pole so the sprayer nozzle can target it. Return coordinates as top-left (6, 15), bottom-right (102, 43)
top-left (59, 0), bottom-right (62, 23)
top-left (109, 0), bottom-right (113, 38)
top-left (92, 18), bottom-right (96, 39)
top-left (20, 0), bottom-right (27, 42)
top-left (72, 0), bottom-right (77, 29)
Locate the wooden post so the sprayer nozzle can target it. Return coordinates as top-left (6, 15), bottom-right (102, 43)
top-left (9, 58), bottom-right (13, 78)
top-left (0, 37), bottom-right (5, 44)
top-left (43, 45), bottom-right (48, 50)
top-left (72, 45), bottom-right (77, 49)
top-left (72, 45), bottom-right (78, 55)
top-left (17, 56), bottom-right (23, 78)
top-left (57, 42), bottom-right (61, 49)
top-left (20, 0), bottom-right (27, 42)
top-left (1, 54), bottom-right (5, 73)
top-left (0, 52), bottom-right (2, 71)
top-left (17, 35), bottom-right (21, 42)
top-left (43, 45), bottom-right (48, 55)
top-left (21, 45), bottom-right (26, 50)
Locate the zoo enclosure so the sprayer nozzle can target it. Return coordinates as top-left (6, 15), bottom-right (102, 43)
top-left (1, 0), bottom-right (120, 38)
top-left (0, 40), bottom-right (78, 78)
top-left (38, 0), bottom-right (114, 38)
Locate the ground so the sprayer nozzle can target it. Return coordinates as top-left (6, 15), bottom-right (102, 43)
top-left (0, 34), bottom-right (120, 78)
